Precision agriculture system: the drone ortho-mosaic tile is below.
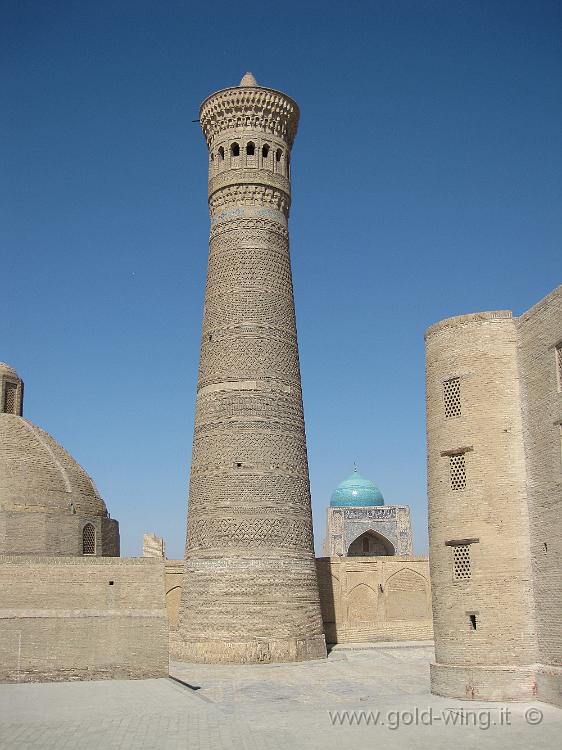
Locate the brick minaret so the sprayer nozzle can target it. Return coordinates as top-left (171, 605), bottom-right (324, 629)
top-left (173, 73), bottom-right (326, 663)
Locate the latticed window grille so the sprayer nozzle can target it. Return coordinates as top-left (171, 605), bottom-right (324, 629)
top-left (3, 383), bottom-right (17, 414)
top-left (443, 377), bottom-right (461, 418)
top-left (450, 453), bottom-right (466, 491)
top-left (556, 343), bottom-right (562, 391)
top-left (82, 523), bottom-right (96, 555)
top-left (453, 544), bottom-right (471, 580)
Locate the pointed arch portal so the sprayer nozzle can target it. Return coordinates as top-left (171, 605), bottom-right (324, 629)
top-left (347, 530), bottom-right (395, 557)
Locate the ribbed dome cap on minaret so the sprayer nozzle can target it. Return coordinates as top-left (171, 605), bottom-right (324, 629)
top-left (239, 71), bottom-right (258, 86)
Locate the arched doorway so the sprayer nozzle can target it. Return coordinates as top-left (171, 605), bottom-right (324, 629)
top-left (347, 530), bottom-right (394, 557)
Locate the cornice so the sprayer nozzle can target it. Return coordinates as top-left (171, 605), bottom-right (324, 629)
top-left (200, 86), bottom-right (300, 147)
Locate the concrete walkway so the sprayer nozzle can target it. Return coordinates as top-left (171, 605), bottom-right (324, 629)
top-left (1, 644), bottom-right (560, 749)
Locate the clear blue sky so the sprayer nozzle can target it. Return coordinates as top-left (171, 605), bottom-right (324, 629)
top-left (2, 1), bottom-right (561, 558)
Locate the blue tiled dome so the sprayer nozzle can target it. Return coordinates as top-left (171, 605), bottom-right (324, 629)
top-left (329, 470), bottom-right (384, 507)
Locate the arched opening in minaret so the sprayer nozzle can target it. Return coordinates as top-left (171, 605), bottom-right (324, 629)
top-left (275, 148), bottom-right (283, 175)
top-left (218, 146), bottom-right (224, 160)
top-left (347, 530), bottom-right (394, 557)
top-left (262, 144), bottom-right (270, 159)
top-left (246, 142), bottom-right (256, 167)
top-left (231, 142), bottom-right (240, 157)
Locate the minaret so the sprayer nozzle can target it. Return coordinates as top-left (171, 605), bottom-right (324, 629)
top-left (173, 74), bottom-right (326, 663)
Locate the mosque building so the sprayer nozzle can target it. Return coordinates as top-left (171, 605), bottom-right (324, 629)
top-left (315, 469), bottom-right (430, 644)
top-left (2, 71), bottom-right (558, 711)
top-left (324, 468), bottom-right (413, 557)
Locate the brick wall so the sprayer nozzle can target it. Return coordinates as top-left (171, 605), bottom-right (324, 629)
top-left (0, 512), bottom-right (119, 556)
top-left (0, 556), bottom-right (168, 681)
top-left (426, 312), bottom-right (537, 677)
top-left (167, 557), bottom-right (432, 644)
top-left (426, 287), bottom-right (562, 707)
top-left (517, 286), bottom-right (562, 705)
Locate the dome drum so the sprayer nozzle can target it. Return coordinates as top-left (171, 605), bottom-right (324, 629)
top-left (0, 511), bottom-right (119, 556)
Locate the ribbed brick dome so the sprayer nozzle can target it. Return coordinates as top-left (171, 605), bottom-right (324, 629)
top-left (0, 414), bottom-right (108, 517)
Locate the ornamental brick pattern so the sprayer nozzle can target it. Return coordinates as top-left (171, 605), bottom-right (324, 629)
top-left (173, 74), bottom-right (326, 663)
top-left (324, 505), bottom-right (413, 557)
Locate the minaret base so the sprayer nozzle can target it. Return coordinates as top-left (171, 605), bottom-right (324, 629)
top-left (170, 632), bottom-right (326, 664)
top-left (430, 662), bottom-right (539, 702)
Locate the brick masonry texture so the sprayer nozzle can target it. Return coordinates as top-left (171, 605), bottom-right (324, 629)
top-left (316, 556), bottom-right (432, 644)
top-left (0, 365), bottom-right (120, 557)
top-left (172, 75), bottom-right (326, 664)
top-left (165, 557), bottom-right (432, 645)
top-left (425, 286), bottom-right (562, 706)
top-left (0, 556), bottom-right (168, 681)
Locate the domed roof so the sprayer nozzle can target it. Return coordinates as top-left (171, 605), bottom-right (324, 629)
top-left (0, 414), bottom-right (108, 517)
top-left (239, 71), bottom-right (258, 87)
top-left (330, 469), bottom-right (384, 507)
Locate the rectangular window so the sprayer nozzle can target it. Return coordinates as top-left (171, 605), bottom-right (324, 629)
top-left (444, 377), bottom-right (461, 418)
top-left (450, 453), bottom-right (466, 491)
top-left (556, 343), bottom-right (562, 392)
top-left (453, 544), bottom-right (471, 581)
top-left (3, 383), bottom-right (17, 414)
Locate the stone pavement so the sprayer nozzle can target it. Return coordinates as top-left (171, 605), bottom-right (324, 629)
top-left (1, 643), bottom-right (560, 749)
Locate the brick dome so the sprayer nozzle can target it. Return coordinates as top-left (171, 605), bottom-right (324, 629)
top-left (0, 414), bottom-right (109, 517)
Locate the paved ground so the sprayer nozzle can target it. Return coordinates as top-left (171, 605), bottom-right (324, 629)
top-left (1, 643), bottom-right (560, 749)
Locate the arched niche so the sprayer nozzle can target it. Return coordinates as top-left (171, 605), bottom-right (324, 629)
top-left (165, 585), bottom-right (182, 627)
top-left (385, 568), bottom-right (429, 621)
top-left (347, 583), bottom-right (378, 623)
top-left (347, 529), bottom-right (395, 557)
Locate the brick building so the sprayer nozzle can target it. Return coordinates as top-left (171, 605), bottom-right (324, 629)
top-left (0, 362), bottom-right (119, 556)
top-left (425, 286), bottom-right (562, 707)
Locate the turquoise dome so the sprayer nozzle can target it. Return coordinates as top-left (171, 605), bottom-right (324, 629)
top-left (330, 470), bottom-right (384, 507)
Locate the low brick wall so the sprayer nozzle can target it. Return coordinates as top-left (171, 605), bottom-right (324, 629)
top-left (316, 556), bottom-right (433, 644)
top-left (165, 556), bottom-right (433, 645)
top-left (0, 556), bottom-right (168, 681)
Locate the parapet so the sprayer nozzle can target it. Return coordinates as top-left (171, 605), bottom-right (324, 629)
top-left (424, 310), bottom-right (513, 340)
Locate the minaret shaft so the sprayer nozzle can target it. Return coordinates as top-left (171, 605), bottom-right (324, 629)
top-left (172, 76), bottom-right (326, 663)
